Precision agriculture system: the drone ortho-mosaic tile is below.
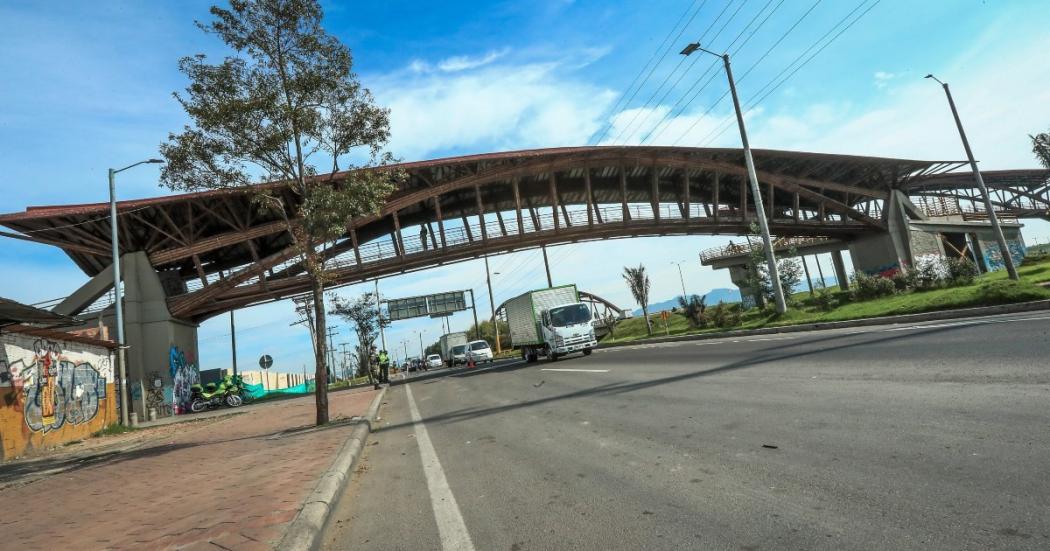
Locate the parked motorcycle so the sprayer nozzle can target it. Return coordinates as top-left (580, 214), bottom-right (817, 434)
top-left (189, 379), bottom-right (242, 412)
top-left (225, 374), bottom-right (255, 404)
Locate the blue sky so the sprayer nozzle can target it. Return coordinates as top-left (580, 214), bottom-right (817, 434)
top-left (2, 0), bottom-right (1049, 371)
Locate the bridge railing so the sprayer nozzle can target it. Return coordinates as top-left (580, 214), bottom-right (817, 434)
top-left (179, 200), bottom-right (858, 296)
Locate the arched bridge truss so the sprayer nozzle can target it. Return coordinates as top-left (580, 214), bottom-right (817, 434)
top-left (1, 146), bottom-right (979, 322)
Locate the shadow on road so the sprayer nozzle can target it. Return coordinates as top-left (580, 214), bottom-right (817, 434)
top-left (382, 323), bottom-right (968, 432)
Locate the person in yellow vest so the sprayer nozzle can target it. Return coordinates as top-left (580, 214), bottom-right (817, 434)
top-left (378, 350), bottom-right (390, 383)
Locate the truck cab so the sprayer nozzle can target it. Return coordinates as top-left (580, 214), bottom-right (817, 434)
top-left (540, 302), bottom-right (598, 360)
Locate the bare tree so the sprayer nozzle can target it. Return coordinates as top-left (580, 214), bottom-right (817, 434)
top-left (622, 264), bottom-right (653, 336)
top-left (158, 0), bottom-right (403, 424)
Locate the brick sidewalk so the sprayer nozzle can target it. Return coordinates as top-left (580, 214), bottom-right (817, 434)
top-left (0, 387), bottom-right (379, 550)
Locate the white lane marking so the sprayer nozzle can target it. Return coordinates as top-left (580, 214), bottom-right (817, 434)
top-left (879, 314), bottom-right (1050, 332)
top-left (405, 384), bottom-right (476, 551)
top-left (539, 368), bottom-right (610, 373)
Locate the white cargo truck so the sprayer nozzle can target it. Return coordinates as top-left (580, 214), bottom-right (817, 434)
top-left (504, 284), bottom-right (598, 363)
top-left (438, 331), bottom-right (469, 367)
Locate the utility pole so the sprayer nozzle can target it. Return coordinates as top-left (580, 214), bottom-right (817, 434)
top-left (484, 257), bottom-right (502, 353)
top-left (926, 74), bottom-right (1019, 280)
top-left (681, 43), bottom-right (787, 313)
top-left (541, 245), bottom-right (553, 288)
top-left (418, 330), bottom-right (425, 359)
top-left (374, 279), bottom-right (388, 350)
top-left (230, 310), bottom-right (238, 377)
top-left (671, 261), bottom-right (688, 298)
top-left (325, 326), bottom-right (338, 382)
top-left (468, 289), bottom-right (480, 340)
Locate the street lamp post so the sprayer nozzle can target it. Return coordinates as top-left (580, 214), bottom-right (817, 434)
top-left (681, 43), bottom-right (787, 313)
top-left (671, 261), bottom-right (688, 298)
top-left (926, 74), bottom-right (1019, 280)
top-left (484, 257), bottom-right (502, 353)
top-left (109, 158), bottom-right (164, 426)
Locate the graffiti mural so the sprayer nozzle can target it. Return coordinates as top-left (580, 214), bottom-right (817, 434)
top-left (0, 339), bottom-right (108, 433)
top-left (981, 239), bottom-right (1026, 272)
top-left (169, 346), bottom-right (199, 414)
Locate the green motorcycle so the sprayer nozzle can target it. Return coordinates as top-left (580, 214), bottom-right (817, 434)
top-left (226, 374), bottom-right (255, 404)
top-left (189, 378), bottom-right (242, 412)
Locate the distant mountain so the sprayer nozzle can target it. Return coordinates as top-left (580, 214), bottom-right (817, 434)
top-left (633, 277), bottom-right (839, 316)
top-left (635, 288), bottom-right (741, 316)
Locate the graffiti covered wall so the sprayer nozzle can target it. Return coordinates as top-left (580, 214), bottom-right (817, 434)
top-left (168, 346), bottom-right (199, 414)
top-left (0, 331), bottom-right (116, 460)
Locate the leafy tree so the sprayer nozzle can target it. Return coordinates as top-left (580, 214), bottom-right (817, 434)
top-left (677, 294), bottom-right (708, 328)
top-left (330, 292), bottom-right (388, 386)
top-left (464, 319), bottom-right (511, 351)
top-left (1031, 130), bottom-right (1050, 169)
top-left (622, 264), bottom-right (652, 336)
top-left (158, 0), bottom-right (402, 424)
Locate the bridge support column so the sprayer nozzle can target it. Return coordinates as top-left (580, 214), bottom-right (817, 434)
top-left (831, 250), bottom-right (849, 291)
top-left (727, 264), bottom-right (763, 310)
top-left (83, 252), bottom-right (200, 420)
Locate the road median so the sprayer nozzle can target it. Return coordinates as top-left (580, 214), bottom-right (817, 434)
top-left (600, 299), bottom-right (1050, 348)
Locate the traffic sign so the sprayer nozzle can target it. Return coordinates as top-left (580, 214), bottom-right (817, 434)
top-left (259, 354), bottom-right (273, 370)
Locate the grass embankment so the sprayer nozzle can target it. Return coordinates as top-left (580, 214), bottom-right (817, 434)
top-left (604, 254), bottom-right (1050, 344)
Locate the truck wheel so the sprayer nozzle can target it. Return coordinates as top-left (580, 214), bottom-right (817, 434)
top-left (583, 348), bottom-right (593, 356)
top-left (549, 352), bottom-right (559, 362)
top-left (527, 353), bottom-right (538, 363)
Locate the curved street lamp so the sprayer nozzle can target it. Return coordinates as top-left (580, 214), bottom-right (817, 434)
top-left (109, 158), bottom-right (164, 426)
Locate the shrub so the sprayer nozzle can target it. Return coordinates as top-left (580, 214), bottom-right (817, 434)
top-left (975, 280), bottom-right (1050, 304)
top-left (850, 272), bottom-right (896, 301)
top-left (944, 257), bottom-right (980, 286)
top-left (677, 294), bottom-right (708, 328)
top-left (913, 255), bottom-right (946, 289)
top-left (813, 287), bottom-right (837, 311)
top-left (710, 301), bottom-right (741, 328)
top-left (890, 268), bottom-right (917, 291)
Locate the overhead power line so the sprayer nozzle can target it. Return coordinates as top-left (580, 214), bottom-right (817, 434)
top-left (665, 0), bottom-right (824, 146)
top-left (696, 0), bottom-right (882, 148)
top-left (641, 0), bottom-right (790, 144)
top-left (610, 0), bottom-right (748, 146)
top-left (589, 0), bottom-right (710, 145)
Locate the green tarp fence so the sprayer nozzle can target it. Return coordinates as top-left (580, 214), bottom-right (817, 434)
top-left (243, 381), bottom-right (316, 399)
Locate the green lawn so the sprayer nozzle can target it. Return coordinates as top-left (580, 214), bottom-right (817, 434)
top-left (604, 253), bottom-right (1050, 344)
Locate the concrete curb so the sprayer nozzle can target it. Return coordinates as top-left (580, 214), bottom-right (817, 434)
top-left (278, 385), bottom-right (388, 551)
top-left (600, 299), bottom-right (1050, 348)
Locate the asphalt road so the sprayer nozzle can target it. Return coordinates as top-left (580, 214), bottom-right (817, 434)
top-left (322, 312), bottom-right (1050, 551)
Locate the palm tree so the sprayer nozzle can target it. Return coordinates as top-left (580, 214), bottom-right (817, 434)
top-left (623, 264), bottom-right (653, 336)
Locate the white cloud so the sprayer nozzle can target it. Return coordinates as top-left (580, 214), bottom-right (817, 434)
top-left (873, 71), bottom-right (897, 88)
top-left (437, 48), bottom-right (510, 72)
top-left (371, 53), bottom-right (616, 160)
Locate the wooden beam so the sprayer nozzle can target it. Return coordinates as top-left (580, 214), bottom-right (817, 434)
top-left (683, 171), bottom-right (691, 219)
top-left (620, 166), bottom-right (630, 223)
top-left (495, 210), bottom-right (507, 237)
top-left (651, 166), bottom-right (660, 222)
top-left (475, 184), bottom-right (488, 243)
top-left (549, 173), bottom-right (560, 232)
top-left (513, 178), bottom-right (524, 236)
top-left (793, 192), bottom-right (800, 222)
top-left (148, 219), bottom-right (288, 265)
top-left (350, 227), bottom-right (362, 265)
top-left (392, 211), bottom-right (404, 259)
top-left (768, 181), bottom-right (774, 219)
top-left (434, 195), bottom-right (446, 249)
top-left (584, 167), bottom-right (594, 227)
top-left (0, 230), bottom-right (108, 257)
top-left (713, 172), bottom-right (720, 223)
top-left (462, 215), bottom-right (474, 242)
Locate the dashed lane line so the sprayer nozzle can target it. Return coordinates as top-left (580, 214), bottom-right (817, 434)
top-left (405, 384), bottom-right (476, 551)
top-left (539, 368), bottom-right (610, 373)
